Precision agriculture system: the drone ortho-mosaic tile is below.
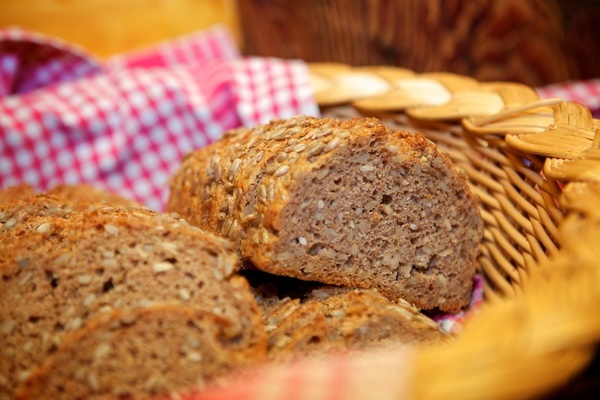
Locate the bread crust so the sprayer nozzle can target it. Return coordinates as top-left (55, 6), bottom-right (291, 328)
top-left (262, 287), bottom-right (449, 360)
top-left (14, 305), bottom-right (259, 400)
top-left (0, 190), bottom-right (266, 399)
top-left (168, 116), bottom-right (484, 312)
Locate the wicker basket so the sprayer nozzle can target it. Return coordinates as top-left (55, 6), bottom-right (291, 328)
top-left (306, 63), bottom-right (600, 400)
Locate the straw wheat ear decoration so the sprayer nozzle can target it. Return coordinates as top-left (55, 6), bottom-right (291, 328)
top-left (462, 97), bottom-right (562, 137)
top-left (543, 128), bottom-right (600, 182)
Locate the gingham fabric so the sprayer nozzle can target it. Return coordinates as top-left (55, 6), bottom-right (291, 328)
top-left (186, 348), bottom-right (414, 400)
top-left (0, 27), bottom-right (101, 96)
top-left (0, 26), bottom-right (319, 210)
top-left (537, 79), bottom-right (600, 118)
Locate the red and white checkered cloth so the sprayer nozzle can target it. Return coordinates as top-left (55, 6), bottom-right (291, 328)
top-left (184, 347), bottom-right (414, 400)
top-left (537, 79), bottom-right (600, 118)
top-left (1, 26), bottom-right (599, 210)
top-left (0, 26), bottom-right (318, 210)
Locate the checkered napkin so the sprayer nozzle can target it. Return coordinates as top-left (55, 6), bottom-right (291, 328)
top-left (0, 26), bottom-right (318, 210)
top-left (187, 348), bottom-right (414, 400)
top-left (537, 79), bottom-right (600, 118)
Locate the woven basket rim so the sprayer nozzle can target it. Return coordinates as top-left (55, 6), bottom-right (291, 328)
top-left (310, 62), bottom-right (600, 400)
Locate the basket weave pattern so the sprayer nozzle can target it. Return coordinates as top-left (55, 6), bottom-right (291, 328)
top-left (309, 63), bottom-right (600, 399)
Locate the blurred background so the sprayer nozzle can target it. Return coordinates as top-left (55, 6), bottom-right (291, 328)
top-left (1, 0), bottom-right (599, 87)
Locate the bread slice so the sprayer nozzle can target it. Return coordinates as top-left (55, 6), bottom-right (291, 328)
top-left (0, 185), bottom-right (149, 247)
top-left (168, 116), bottom-right (483, 312)
top-left (0, 184), bottom-right (141, 210)
top-left (246, 271), bottom-right (450, 360)
top-left (0, 208), bottom-right (266, 399)
top-left (0, 184), bottom-right (36, 203)
top-left (263, 298), bottom-right (332, 360)
top-left (0, 196), bottom-right (158, 274)
top-left (46, 183), bottom-right (143, 209)
top-left (14, 305), bottom-right (260, 400)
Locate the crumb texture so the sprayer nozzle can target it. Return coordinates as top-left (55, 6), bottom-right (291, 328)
top-left (168, 116), bottom-right (484, 312)
top-left (0, 185), bottom-right (265, 400)
top-left (244, 270), bottom-right (450, 361)
top-left (14, 306), bottom-right (253, 400)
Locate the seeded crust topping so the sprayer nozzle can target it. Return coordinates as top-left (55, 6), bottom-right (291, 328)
top-left (168, 116), bottom-right (484, 313)
top-left (13, 306), bottom-right (255, 400)
top-left (1, 115), bottom-right (484, 398)
top-left (262, 290), bottom-right (449, 360)
top-left (0, 191), bottom-right (266, 399)
top-left (244, 270), bottom-right (450, 361)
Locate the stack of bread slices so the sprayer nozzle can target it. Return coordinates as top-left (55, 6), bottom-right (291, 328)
top-left (0, 116), bottom-right (483, 400)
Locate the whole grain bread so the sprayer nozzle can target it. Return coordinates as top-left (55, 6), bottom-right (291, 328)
top-left (0, 184), bottom-right (36, 203)
top-left (46, 183), bottom-right (143, 210)
top-left (14, 305), bottom-right (259, 400)
top-left (0, 185), bottom-right (148, 249)
top-left (168, 116), bottom-right (484, 312)
top-left (0, 207), bottom-right (265, 399)
top-left (246, 271), bottom-right (450, 360)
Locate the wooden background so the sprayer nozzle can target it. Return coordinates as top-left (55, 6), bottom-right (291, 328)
top-left (239, 0), bottom-right (600, 86)
top-left (0, 0), bottom-right (241, 58)
top-left (1, 0), bottom-right (599, 86)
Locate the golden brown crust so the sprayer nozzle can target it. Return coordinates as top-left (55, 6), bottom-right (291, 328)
top-left (1, 185), bottom-right (149, 252)
top-left (254, 280), bottom-right (450, 361)
top-left (168, 116), bottom-right (484, 312)
top-left (47, 184), bottom-right (143, 209)
top-left (0, 189), bottom-right (266, 399)
top-left (14, 305), bottom-right (262, 400)
top-left (0, 184), bottom-right (36, 204)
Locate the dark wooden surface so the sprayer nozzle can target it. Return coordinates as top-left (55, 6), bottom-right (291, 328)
top-left (238, 0), bottom-right (600, 86)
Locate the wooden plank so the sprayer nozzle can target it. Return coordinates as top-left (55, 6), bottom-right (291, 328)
top-left (238, 0), bottom-right (600, 86)
top-left (0, 0), bottom-right (241, 58)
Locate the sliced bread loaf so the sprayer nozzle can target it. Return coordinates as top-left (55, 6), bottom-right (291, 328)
top-left (0, 208), bottom-right (265, 399)
top-left (14, 305), bottom-right (260, 400)
top-left (248, 272), bottom-right (450, 360)
top-left (0, 185), bottom-right (150, 248)
top-left (168, 116), bottom-right (484, 312)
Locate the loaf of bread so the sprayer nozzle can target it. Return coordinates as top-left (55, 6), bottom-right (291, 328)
top-left (0, 188), bottom-right (266, 399)
top-left (264, 291), bottom-right (449, 360)
top-left (168, 116), bottom-right (484, 312)
top-left (0, 184), bottom-right (36, 203)
top-left (2, 120), bottom-right (483, 397)
top-left (0, 184), bottom-right (146, 247)
top-left (14, 305), bottom-right (257, 400)
top-left (245, 270), bottom-right (449, 361)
